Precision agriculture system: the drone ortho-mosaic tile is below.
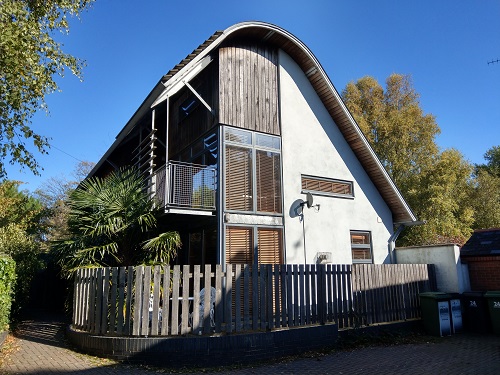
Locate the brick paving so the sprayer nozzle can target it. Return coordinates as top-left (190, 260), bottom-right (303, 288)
top-left (1, 311), bottom-right (499, 375)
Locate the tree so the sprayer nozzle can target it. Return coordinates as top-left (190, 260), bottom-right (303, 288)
top-left (52, 167), bottom-right (181, 276)
top-left (0, 181), bottom-right (43, 315)
top-left (35, 161), bottom-right (95, 244)
top-left (471, 146), bottom-right (500, 229)
top-left (342, 74), bottom-right (474, 246)
top-left (342, 74), bottom-right (440, 196)
top-left (476, 145), bottom-right (500, 178)
top-left (402, 149), bottom-right (474, 245)
top-left (0, 0), bottom-right (94, 178)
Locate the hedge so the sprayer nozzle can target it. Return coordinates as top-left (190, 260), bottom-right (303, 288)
top-left (0, 255), bottom-right (16, 332)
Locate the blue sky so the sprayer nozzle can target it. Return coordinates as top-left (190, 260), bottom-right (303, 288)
top-left (7, 0), bottom-right (500, 191)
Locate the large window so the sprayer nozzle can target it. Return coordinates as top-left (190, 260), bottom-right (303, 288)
top-left (225, 127), bottom-right (282, 214)
top-left (225, 226), bottom-right (283, 265)
top-left (350, 231), bottom-right (373, 263)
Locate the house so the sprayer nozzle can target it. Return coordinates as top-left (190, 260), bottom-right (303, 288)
top-left (460, 228), bottom-right (500, 290)
top-left (88, 21), bottom-right (417, 268)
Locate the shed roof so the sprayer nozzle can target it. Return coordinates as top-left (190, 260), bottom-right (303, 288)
top-left (461, 228), bottom-right (500, 256)
top-left (91, 21), bottom-right (417, 224)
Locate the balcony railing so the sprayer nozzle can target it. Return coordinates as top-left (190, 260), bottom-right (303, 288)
top-left (152, 161), bottom-right (216, 211)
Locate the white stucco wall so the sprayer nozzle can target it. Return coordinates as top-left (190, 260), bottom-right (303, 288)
top-left (395, 244), bottom-right (470, 293)
top-left (278, 50), bottom-right (394, 265)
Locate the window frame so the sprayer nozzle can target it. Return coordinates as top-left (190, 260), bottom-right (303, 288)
top-left (301, 175), bottom-right (354, 199)
top-left (350, 230), bottom-right (373, 264)
top-left (225, 224), bottom-right (283, 266)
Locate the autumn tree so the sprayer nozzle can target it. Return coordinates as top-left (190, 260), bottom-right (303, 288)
top-left (470, 146), bottom-right (500, 229)
top-left (342, 74), bottom-right (474, 245)
top-left (35, 161), bottom-right (94, 244)
top-left (0, 0), bottom-right (94, 178)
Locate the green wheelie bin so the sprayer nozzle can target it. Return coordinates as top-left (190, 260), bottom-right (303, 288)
top-left (419, 292), bottom-right (452, 336)
top-left (484, 291), bottom-right (500, 334)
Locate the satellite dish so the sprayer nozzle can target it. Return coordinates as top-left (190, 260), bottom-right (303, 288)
top-left (305, 192), bottom-right (313, 208)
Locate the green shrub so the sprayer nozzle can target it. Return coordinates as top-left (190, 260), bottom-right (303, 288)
top-left (0, 255), bottom-right (16, 331)
top-left (0, 224), bottom-right (42, 317)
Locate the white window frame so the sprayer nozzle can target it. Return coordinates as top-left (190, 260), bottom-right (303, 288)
top-left (350, 230), bottom-right (373, 264)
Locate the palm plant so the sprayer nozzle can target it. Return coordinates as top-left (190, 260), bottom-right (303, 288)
top-left (52, 167), bottom-right (181, 276)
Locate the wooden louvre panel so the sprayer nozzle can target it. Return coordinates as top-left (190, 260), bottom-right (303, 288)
top-left (226, 226), bottom-right (254, 318)
top-left (257, 228), bottom-right (283, 317)
top-left (302, 176), bottom-right (353, 196)
top-left (256, 150), bottom-right (282, 213)
top-left (257, 228), bottom-right (283, 264)
top-left (225, 145), bottom-right (253, 211)
top-left (225, 226), bottom-right (253, 264)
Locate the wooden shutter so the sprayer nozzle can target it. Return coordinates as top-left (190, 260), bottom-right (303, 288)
top-left (256, 150), bottom-right (282, 213)
top-left (226, 226), bottom-right (254, 318)
top-left (226, 226), bottom-right (253, 264)
top-left (225, 146), bottom-right (253, 211)
top-left (257, 228), bottom-right (283, 264)
top-left (301, 176), bottom-right (353, 196)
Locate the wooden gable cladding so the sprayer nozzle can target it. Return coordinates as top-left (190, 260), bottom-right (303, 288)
top-left (219, 45), bottom-right (280, 135)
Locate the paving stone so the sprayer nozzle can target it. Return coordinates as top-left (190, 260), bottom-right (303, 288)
top-left (1, 311), bottom-right (499, 374)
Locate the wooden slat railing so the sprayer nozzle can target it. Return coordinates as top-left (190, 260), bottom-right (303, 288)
top-left (72, 263), bottom-right (436, 336)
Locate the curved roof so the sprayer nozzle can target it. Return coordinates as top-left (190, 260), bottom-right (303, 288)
top-left (96, 21), bottom-right (417, 223)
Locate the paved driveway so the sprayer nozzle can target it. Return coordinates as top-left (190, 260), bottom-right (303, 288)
top-left (1, 312), bottom-right (499, 374)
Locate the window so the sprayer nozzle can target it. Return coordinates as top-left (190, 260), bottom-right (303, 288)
top-left (302, 175), bottom-right (353, 198)
top-left (225, 226), bottom-right (283, 265)
top-left (225, 127), bottom-right (282, 214)
top-left (351, 231), bottom-right (372, 263)
top-left (256, 150), bottom-right (281, 213)
top-left (225, 146), bottom-right (253, 211)
top-left (226, 226), bottom-right (254, 264)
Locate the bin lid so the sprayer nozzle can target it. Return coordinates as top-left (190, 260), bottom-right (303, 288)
top-left (419, 292), bottom-right (451, 300)
top-left (462, 291), bottom-right (485, 297)
top-left (484, 291), bottom-right (500, 298)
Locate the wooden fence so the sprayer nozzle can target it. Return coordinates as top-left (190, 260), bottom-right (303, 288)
top-left (72, 263), bottom-right (436, 337)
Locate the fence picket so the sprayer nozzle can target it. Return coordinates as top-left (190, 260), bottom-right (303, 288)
top-left (124, 267), bottom-right (133, 335)
top-left (100, 268), bottom-right (110, 334)
top-left (215, 265), bottom-right (223, 333)
top-left (274, 264), bottom-right (282, 328)
top-left (225, 264), bottom-right (233, 333)
top-left (160, 265), bottom-right (170, 335)
top-left (234, 264), bottom-right (242, 332)
top-left (286, 264), bottom-right (293, 327)
top-left (151, 266), bottom-right (161, 336)
top-left (298, 265), bottom-right (305, 326)
top-left (266, 265), bottom-right (273, 330)
top-left (181, 265), bottom-right (190, 335)
top-left (109, 267), bottom-right (118, 334)
top-left (116, 267), bottom-right (127, 335)
top-left (170, 265), bottom-right (180, 335)
top-left (203, 265), bottom-right (212, 334)
top-left (243, 264), bottom-right (250, 330)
